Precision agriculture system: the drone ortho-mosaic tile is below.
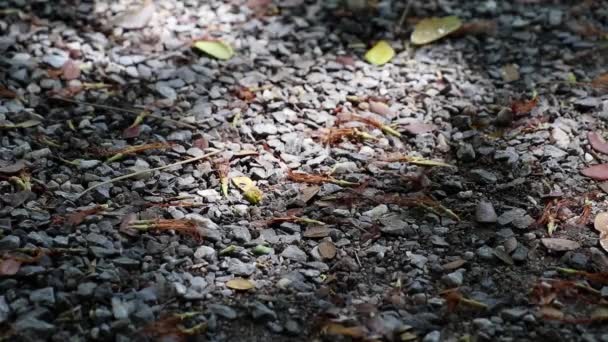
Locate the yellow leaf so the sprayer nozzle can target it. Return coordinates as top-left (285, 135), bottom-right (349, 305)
top-left (364, 40), bottom-right (395, 66)
top-left (323, 323), bottom-right (365, 338)
top-left (226, 278), bottom-right (255, 290)
top-left (411, 16), bottom-right (462, 45)
top-left (193, 40), bottom-right (234, 60)
top-left (232, 176), bottom-right (263, 204)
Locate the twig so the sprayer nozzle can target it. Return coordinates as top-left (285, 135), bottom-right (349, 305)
top-left (77, 149), bottom-right (222, 198)
top-left (354, 250), bottom-right (362, 268)
top-left (395, 0), bottom-right (413, 35)
top-left (50, 97), bottom-right (198, 129)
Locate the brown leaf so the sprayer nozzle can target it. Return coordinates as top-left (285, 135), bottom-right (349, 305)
top-left (122, 125), bottom-right (142, 139)
top-left (511, 97), bottom-right (538, 115)
top-left (114, 0), bottom-right (155, 29)
top-left (452, 20), bottom-right (497, 37)
top-left (588, 132), bottom-right (608, 154)
top-left (303, 226), bottom-right (330, 239)
top-left (581, 164), bottom-right (608, 180)
top-left (441, 259), bottom-right (467, 271)
top-left (539, 305), bottom-right (565, 320)
top-left (402, 122), bottom-right (437, 135)
top-left (335, 55), bottom-right (355, 66)
top-left (66, 205), bottom-right (105, 226)
top-left (368, 101), bottom-right (392, 116)
top-left (0, 85), bottom-right (17, 99)
top-left (591, 73), bottom-right (608, 93)
top-left (233, 86), bottom-right (256, 102)
top-left (0, 160), bottom-right (26, 174)
top-left (0, 258), bottom-right (22, 276)
top-left (61, 60), bottom-right (80, 81)
top-left (541, 238), bottom-right (581, 252)
top-left (192, 136), bottom-right (209, 150)
top-left (318, 241), bottom-right (337, 260)
top-left (323, 323), bottom-right (366, 339)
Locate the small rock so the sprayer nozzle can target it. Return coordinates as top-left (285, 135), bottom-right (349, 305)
top-left (194, 246), bottom-right (216, 261)
top-left (281, 245), bottom-right (307, 262)
top-left (252, 123), bottom-right (278, 136)
top-left (0, 296), bottom-right (10, 323)
top-left (209, 304), bottom-right (237, 319)
top-left (542, 238), bottom-right (580, 252)
top-left (227, 258), bottom-right (256, 276)
top-left (0, 235), bottom-right (20, 250)
top-left (14, 317), bottom-right (55, 334)
top-left (363, 204), bottom-right (388, 218)
top-left (29, 287), bottom-right (55, 305)
top-left (456, 143), bottom-right (476, 162)
top-left (475, 201), bottom-right (498, 223)
top-left (249, 302), bottom-right (277, 322)
top-left (470, 169), bottom-right (497, 184)
top-left (442, 270), bottom-right (464, 287)
top-left (111, 297), bottom-right (129, 319)
top-left (501, 307), bottom-right (527, 321)
top-left (423, 330), bottom-right (441, 342)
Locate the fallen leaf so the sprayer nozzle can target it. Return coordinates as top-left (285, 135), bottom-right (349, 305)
top-left (0, 258), bottom-right (22, 276)
top-left (540, 305), bottom-right (565, 320)
top-left (541, 238), bottom-right (581, 252)
top-left (252, 245), bottom-right (272, 255)
top-left (594, 212), bottom-right (608, 252)
top-left (122, 125), bottom-right (142, 139)
top-left (193, 40), bottom-right (234, 60)
top-left (61, 60), bottom-right (80, 81)
top-left (226, 278), bottom-right (254, 290)
top-left (114, 0), bottom-right (155, 29)
top-left (232, 176), bottom-right (263, 204)
top-left (511, 97), bottom-right (538, 115)
top-left (303, 226), bottom-right (330, 239)
top-left (501, 64), bottom-right (520, 83)
top-left (588, 132), bottom-right (608, 154)
top-left (591, 73), bottom-right (608, 92)
top-left (0, 160), bottom-right (26, 174)
top-left (318, 241), bottom-right (337, 260)
top-left (441, 259), bottom-right (466, 271)
top-left (323, 323), bottom-right (366, 339)
top-left (452, 20), bottom-right (497, 37)
top-left (368, 101), bottom-right (392, 116)
top-left (581, 164), bottom-right (608, 180)
top-left (335, 55), bottom-right (355, 66)
top-left (402, 122), bottom-right (437, 135)
top-left (66, 205), bottom-right (106, 226)
top-left (411, 16), bottom-right (462, 45)
top-left (364, 40), bottom-right (395, 66)
top-left (0, 85), bottom-right (17, 99)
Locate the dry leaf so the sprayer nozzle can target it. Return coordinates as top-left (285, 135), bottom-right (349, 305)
top-left (303, 226), bottom-right (330, 239)
top-left (501, 64), bottom-right (520, 83)
top-left (402, 122), bottom-right (437, 135)
top-left (323, 323), bottom-right (366, 338)
top-left (368, 101), bottom-right (392, 116)
top-left (452, 20), bottom-right (497, 37)
top-left (588, 132), bottom-right (608, 154)
top-left (193, 40), bottom-right (234, 60)
top-left (114, 0), bottom-right (155, 29)
top-left (540, 305), bottom-right (565, 320)
top-left (0, 119), bottom-right (42, 129)
top-left (441, 259), bottom-right (467, 271)
top-left (318, 241), bottom-right (337, 260)
top-left (0, 85), bottom-right (17, 99)
top-left (411, 16), bottom-right (462, 45)
top-left (61, 60), bottom-right (80, 81)
top-left (364, 40), bottom-right (395, 66)
top-left (581, 164), bottom-right (608, 180)
top-left (0, 160), bottom-right (26, 174)
top-left (511, 97), bottom-right (538, 115)
top-left (0, 258), bottom-right (22, 276)
top-left (232, 176), bottom-right (263, 204)
top-left (591, 73), bottom-right (608, 92)
top-left (122, 125), bottom-right (142, 139)
top-left (335, 55), bottom-right (355, 66)
top-left (594, 212), bottom-right (608, 252)
top-left (226, 278), bottom-right (254, 290)
top-left (541, 238), bottom-right (581, 252)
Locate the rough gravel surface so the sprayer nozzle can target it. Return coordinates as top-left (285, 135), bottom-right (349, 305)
top-left (0, 0), bottom-right (607, 341)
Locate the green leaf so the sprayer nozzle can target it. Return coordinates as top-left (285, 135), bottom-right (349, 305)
top-left (411, 16), bottom-right (462, 45)
top-left (364, 40), bottom-right (395, 66)
top-left (193, 40), bottom-right (234, 60)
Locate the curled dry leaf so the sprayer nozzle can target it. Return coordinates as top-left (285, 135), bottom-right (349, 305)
top-left (581, 164), bottom-right (608, 180)
top-left (402, 122), bottom-right (437, 135)
top-left (588, 131), bottom-right (608, 154)
top-left (318, 241), bottom-right (337, 260)
top-left (591, 73), bottom-right (608, 93)
top-left (0, 258), bottom-right (22, 276)
top-left (541, 238), bottom-right (581, 252)
top-left (593, 212), bottom-right (608, 252)
top-left (226, 278), bottom-right (255, 291)
top-left (364, 40), bottom-right (395, 66)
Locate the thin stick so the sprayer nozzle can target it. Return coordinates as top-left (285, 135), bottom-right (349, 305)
top-left (77, 149), bottom-right (222, 198)
top-left (50, 97), bottom-right (198, 129)
top-left (395, 0), bottom-right (413, 35)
